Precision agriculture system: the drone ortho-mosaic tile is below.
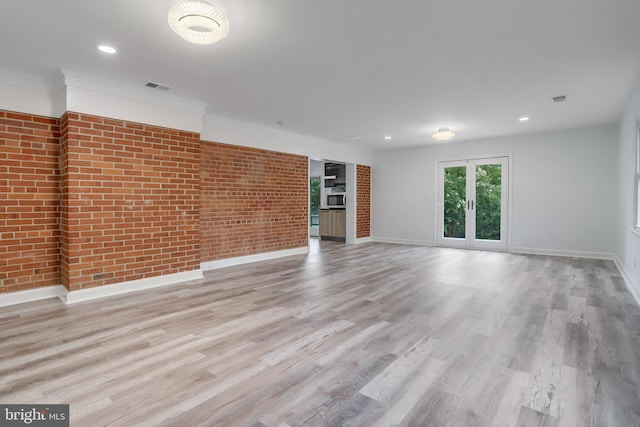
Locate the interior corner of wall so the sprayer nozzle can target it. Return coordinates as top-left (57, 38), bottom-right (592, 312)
top-left (614, 256), bottom-right (640, 307)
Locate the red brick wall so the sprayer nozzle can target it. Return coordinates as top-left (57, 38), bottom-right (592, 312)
top-left (59, 114), bottom-right (70, 289)
top-left (200, 141), bottom-right (308, 262)
top-left (356, 164), bottom-right (371, 239)
top-left (60, 113), bottom-right (200, 291)
top-left (0, 111), bottom-right (60, 293)
top-left (1, 109), bottom-right (320, 295)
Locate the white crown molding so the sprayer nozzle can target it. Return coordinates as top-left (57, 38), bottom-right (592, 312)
top-left (201, 247), bottom-right (309, 271)
top-left (0, 68), bottom-right (209, 128)
top-left (60, 68), bottom-right (207, 115)
top-left (58, 68), bottom-right (206, 133)
top-left (0, 69), bottom-right (53, 92)
top-left (0, 69), bottom-right (60, 117)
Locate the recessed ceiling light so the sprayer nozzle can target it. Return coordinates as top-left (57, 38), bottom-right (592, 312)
top-left (519, 117), bottom-right (529, 122)
top-left (98, 45), bottom-right (117, 54)
top-left (384, 136), bottom-right (392, 140)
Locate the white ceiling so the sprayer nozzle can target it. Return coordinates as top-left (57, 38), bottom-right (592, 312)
top-left (1, 0), bottom-right (639, 149)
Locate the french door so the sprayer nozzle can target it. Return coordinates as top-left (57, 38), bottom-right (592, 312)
top-left (436, 157), bottom-right (508, 251)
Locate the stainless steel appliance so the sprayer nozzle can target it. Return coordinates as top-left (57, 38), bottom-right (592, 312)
top-left (327, 193), bottom-right (345, 208)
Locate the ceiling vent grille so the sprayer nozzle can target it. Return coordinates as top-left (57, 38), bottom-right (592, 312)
top-left (145, 81), bottom-right (172, 91)
top-left (552, 95), bottom-right (567, 103)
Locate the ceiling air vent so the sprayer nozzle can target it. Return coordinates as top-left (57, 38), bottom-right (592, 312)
top-left (145, 81), bottom-right (172, 91)
top-left (552, 95), bottom-right (567, 103)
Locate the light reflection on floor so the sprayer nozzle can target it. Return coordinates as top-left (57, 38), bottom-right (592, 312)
top-left (309, 236), bottom-right (320, 254)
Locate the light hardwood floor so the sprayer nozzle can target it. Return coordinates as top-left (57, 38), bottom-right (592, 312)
top-left (1, 240), bottom-right (639, 426)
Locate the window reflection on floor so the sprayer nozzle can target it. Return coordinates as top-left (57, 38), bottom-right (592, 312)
top-left (309, 236), bottom-right (320, 254)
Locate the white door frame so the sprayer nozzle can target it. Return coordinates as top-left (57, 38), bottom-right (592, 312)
top-left (436, 156), bottom-right (509, 251)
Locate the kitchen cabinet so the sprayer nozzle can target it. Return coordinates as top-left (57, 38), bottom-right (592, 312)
top-left (319, 209), bottom-right (346, 241)
top-left (324, 162), bottom-right (346, 188)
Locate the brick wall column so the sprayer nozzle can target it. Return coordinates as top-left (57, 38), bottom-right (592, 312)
top-left (59, 113), bottom-right (71, 289)
top-left (356, 164), bottom-right (371, 239)
top-left (59, 112), bottom-right (200, 291)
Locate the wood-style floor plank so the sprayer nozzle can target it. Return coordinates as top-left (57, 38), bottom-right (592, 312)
top-left (1, 240), bottom-right (640, 426)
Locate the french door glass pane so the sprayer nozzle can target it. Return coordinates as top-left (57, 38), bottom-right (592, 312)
top-left (443, 166), bottom-right (466, 238)
top-left (475, 164), bottom-right (501, 240)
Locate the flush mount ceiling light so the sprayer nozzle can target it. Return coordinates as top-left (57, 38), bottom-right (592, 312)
top-left (432, 127), bottom-right (456, 141)
top-left (168, 0), bottom-right (229, 45)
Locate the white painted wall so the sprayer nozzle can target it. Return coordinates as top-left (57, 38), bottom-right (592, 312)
top-left (0, 72), bottom-right (57, 118)
top-left (372, 124), bottom-right (618, 258)
top-left (62, 70), bottom-right (207, 133)
top-left (202, 114), bottom-right (373, 166)
top-left (0, 70), bottom-right (207, 133)
top-left (345, 163), bottom-right (357, 244)
top-left (310, 160), bottom-right (324, 176)
top-left (616, 82), bottom-right (640, 302)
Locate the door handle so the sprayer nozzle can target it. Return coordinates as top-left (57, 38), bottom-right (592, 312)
top-left (471, 200), bottom-right (474, 210)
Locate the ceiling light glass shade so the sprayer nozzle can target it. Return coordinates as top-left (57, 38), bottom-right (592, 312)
top-left (168, 0), bottom-right (229, 45)
top-left (432, 127), bottom-right (456, 141)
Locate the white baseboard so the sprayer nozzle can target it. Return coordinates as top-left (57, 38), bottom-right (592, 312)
top-left (0, 285), bottom-right (67, 308)
top-left (0, 270), bottom-right (204, 307)
top-left (201, 247), bottom-right (309, 271)
top-left (371, 237), bottom-right (435, 247)
top-left (354, 237), bottom-right (373, 244)
top-left (62, 269), bottom-right (204, 304)
top-left (614, 257), bottom-right (640, 307)
top-left (510, 246), bottom-right (615, 260)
